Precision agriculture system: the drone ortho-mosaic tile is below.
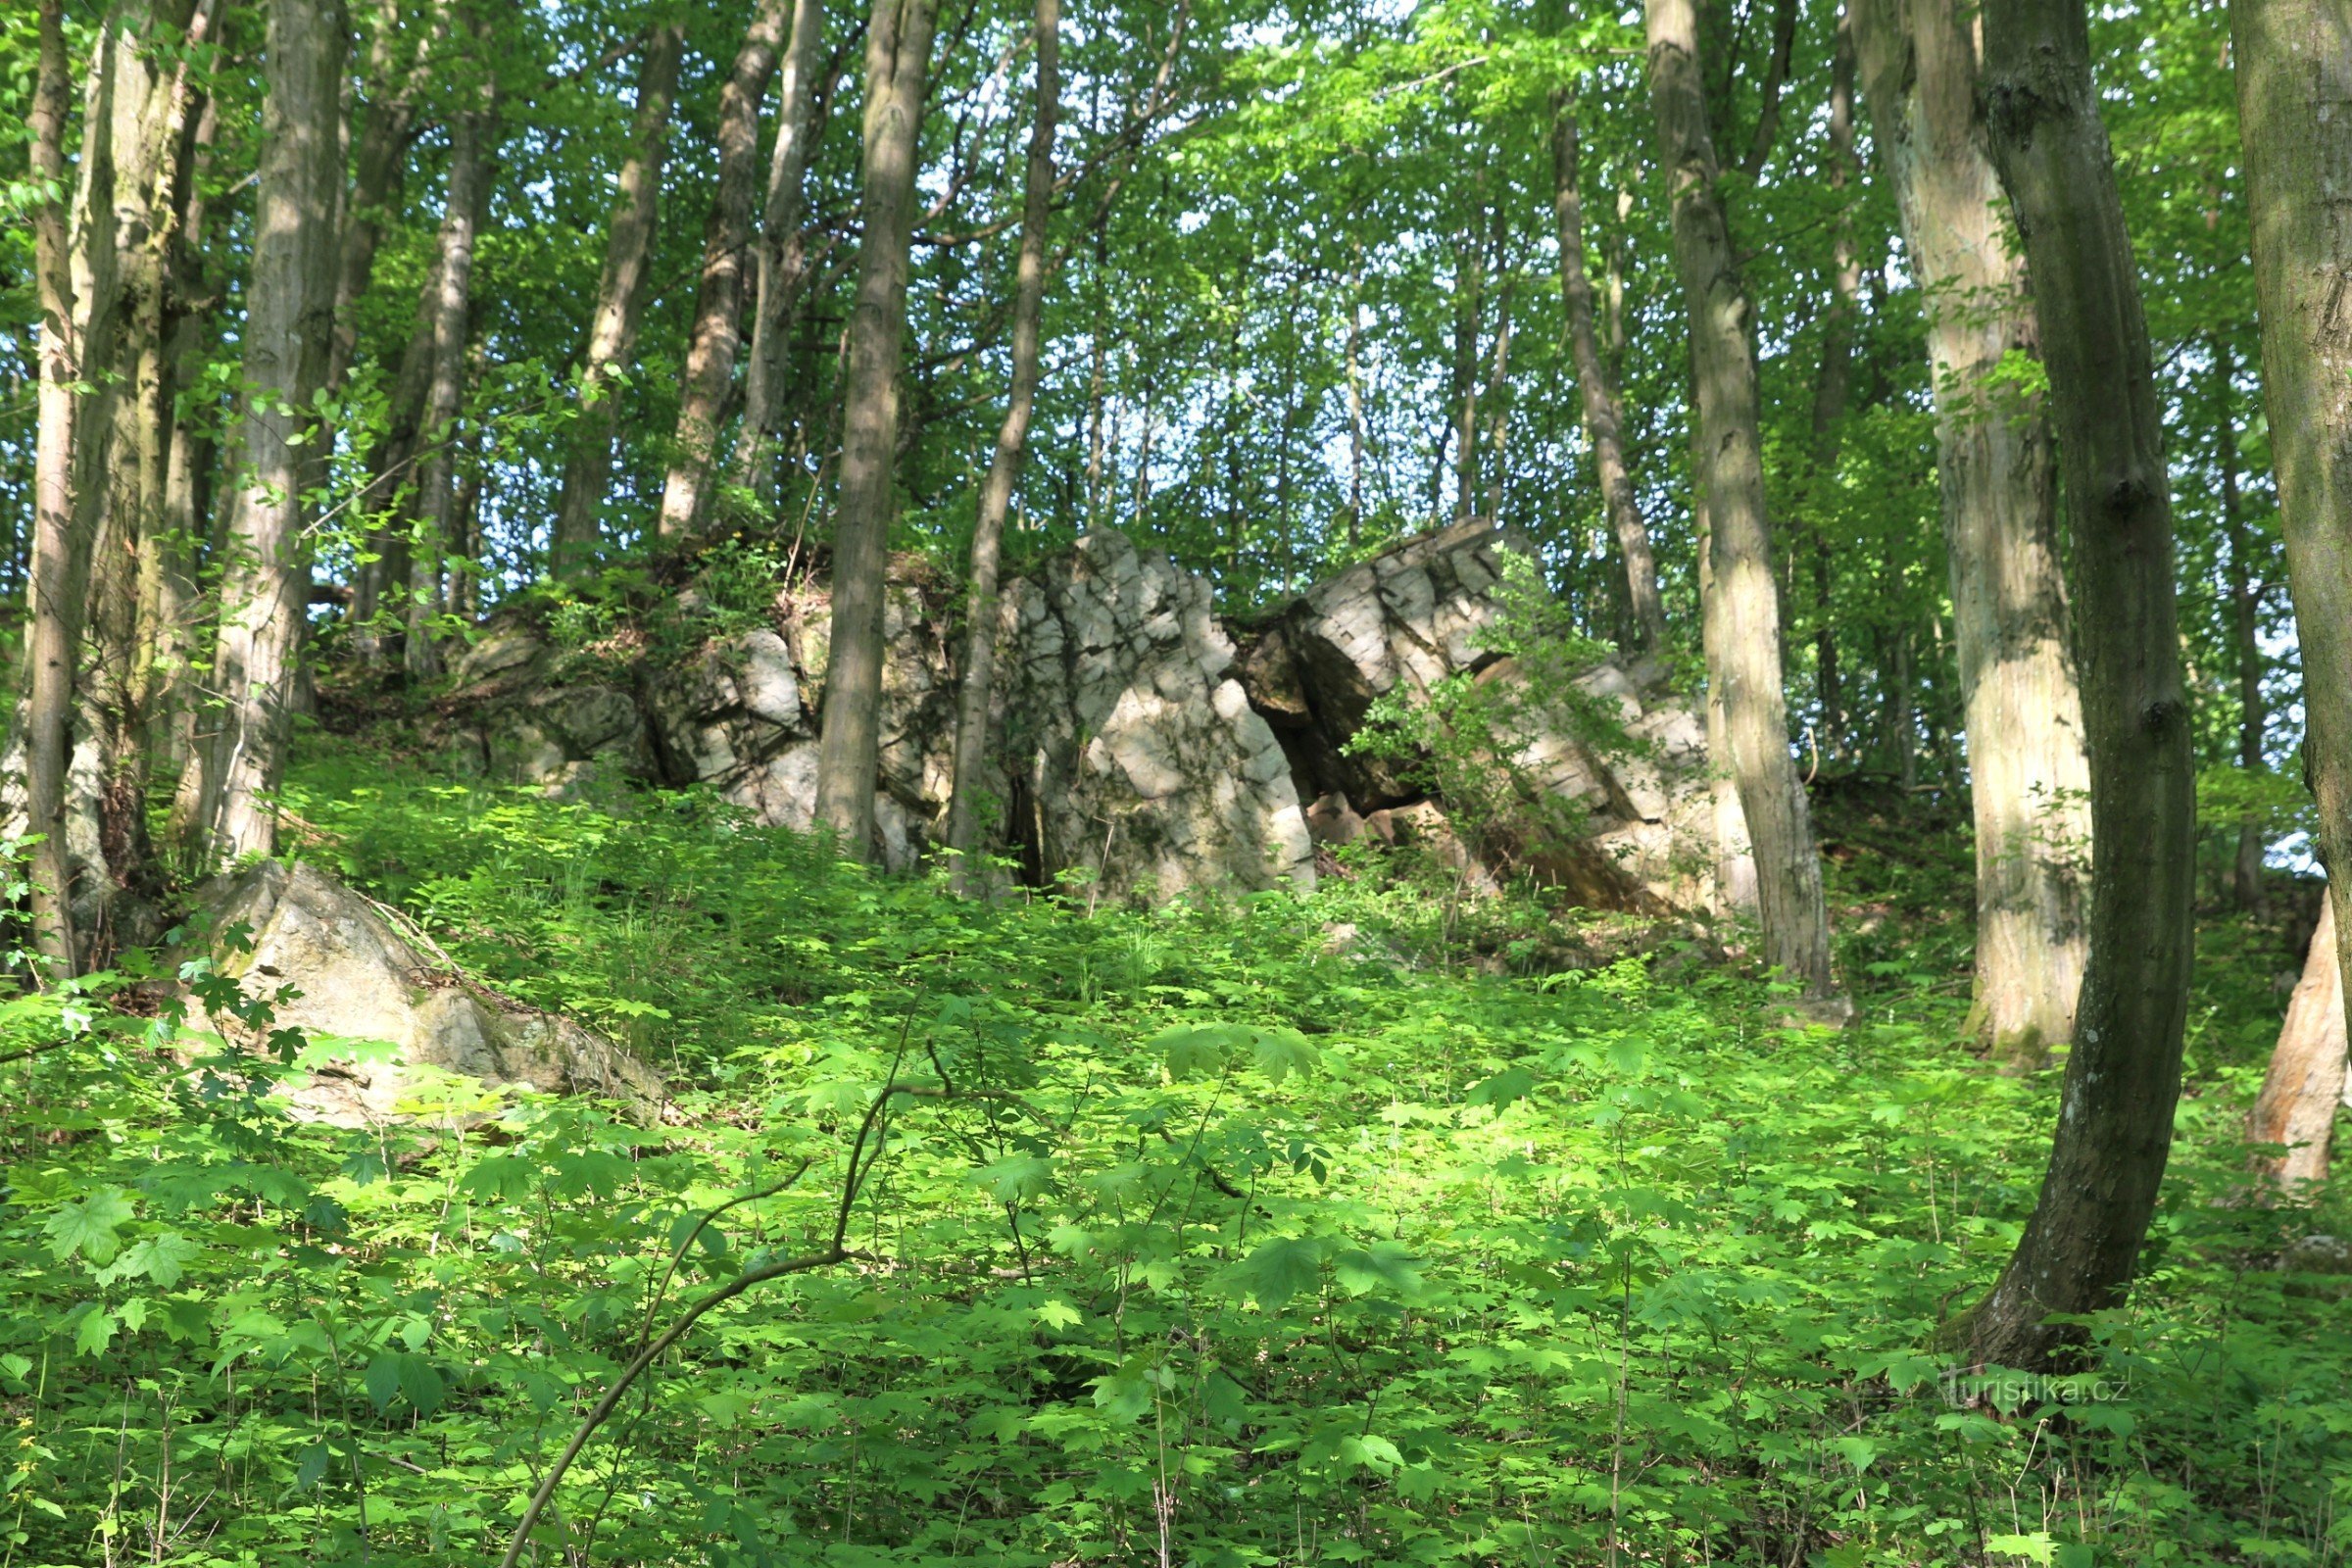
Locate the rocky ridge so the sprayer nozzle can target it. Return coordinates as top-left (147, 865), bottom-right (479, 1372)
top-left (426, 520), bottom-right (1747, 911)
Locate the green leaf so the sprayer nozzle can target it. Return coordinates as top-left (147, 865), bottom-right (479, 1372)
top-left (1229, 1235), bottom-right (1327, 1310)
top-left (44, 1188), bottom-right (134, 1266)
top-left (1034, 1298), bottom-right (1083, 1331)
top-left (1469, 1063), bottom-right (1538, 1108)
top-left (1332, 1240), bottom-right (1423, 1298)
top-left (98, 1232), bottom-right (199, 1289)
top-left (72, 1306), bottom-right (117, 1358)
top-left (1987, 1535), bottom-right (2057, 1565)
top-left (974, 1154), bottom-right (1055, 1203)
top-left (294, 1441), bottom-right (333, 1492)
top-left (1832, 1436), bottom-right (1879, 1475)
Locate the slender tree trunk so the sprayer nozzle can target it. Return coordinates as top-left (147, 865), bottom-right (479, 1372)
top-left (2235, 0), bottom-right (2352, 1120)
top-left (2215, 340), bottom-right (2268, 913)
top-left (1550, 86), bottom-right (1666, 653)
top-left (1447, 175), bottom-right (1487, 523)
top-left (811, 0), bottom-right (940, 858)
top-left (1958, 0), bottom-right (2195, 1372)
top-left (1481, 267), bottom-right (1514, 524)
top-left (1645, 0), bottom-right (1842, 1007)
top-left (402, 74), bottom-right (493, 680)
top-left (945, 0), bottom-right (1056, 893)
top-left (346, 292), bottom-right (434, 666)
top-left (2249, 898), bottom-right (2345, 1188)
top-left (1853, 0), bottom-right (2093, 1068)
top-left (551, 23), bottom-right (684, 578)
top-left (327, 0), bottom-right (441, 395)
top-left (732, 0), bottom-right (828, 507)
top-left (24, 0), bottom-right (84, 971)
top-left (175, 0), bottom-right (343, 867)
top-left (1346, 248), bottom-right (1366, 545)
top-left (1800, 10), bottom-right (1858, 790)
top-left (657, 0), bottom-right (792, 540)
top-left (139, 93), bottom-right (219, 786)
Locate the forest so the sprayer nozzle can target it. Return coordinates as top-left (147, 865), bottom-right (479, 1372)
top-left (1, 0), bottom-right (2350, 1561)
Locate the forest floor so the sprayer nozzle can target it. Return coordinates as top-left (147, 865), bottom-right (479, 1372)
top-left (3, 727), bottom-right (2346, 1567)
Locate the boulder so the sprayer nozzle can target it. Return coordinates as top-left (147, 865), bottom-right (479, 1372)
top-left (196, 859), bottom-right (661, 1125)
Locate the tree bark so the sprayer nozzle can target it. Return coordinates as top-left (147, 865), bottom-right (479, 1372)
top-left (1644, 0), bottom-right (1841, 1007)
top-left (656, 0), bottom-right (793, 540)
top-left (403, 45), bottom-right (495, 680)
top-left (945, 0), bottom-right (1057, 893)
top-left (1852, 0), bottom-right (2093, 1069)
top-left (2235, 0), bottom-right (2352, 1132)
top-left (25, 0), bottom-right (84, 971)
top-left (551, 22), bottom-right (684, 578)
top-left (1551, 87), bottom-right (1667, 654)
top-left (811, 0), bottom-right (940, 858)
top-left (1960, 0), bottom-right (2196, 1372)
top-left (60, 0), bottom-right (215, 936)
top-left (2214, 339), bottom-right (2268, 914)
top-left (175, 0), bottom-right (344, 867)
top-left (2249, 898), bottom-right (2346, 1189)
top-left (730, 0), bottom-right (828, 508)
top-left (326, 0), bottom-right (442, 396)
top-left (1446, 168), bottom-right (1487, 523)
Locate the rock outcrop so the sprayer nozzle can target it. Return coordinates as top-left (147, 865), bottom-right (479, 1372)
top-left (195, 859), bottom-right (662, 1125)
top-left (425, 521), bottom-right (1737, 911)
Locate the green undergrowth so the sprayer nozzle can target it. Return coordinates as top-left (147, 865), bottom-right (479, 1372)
top-left (0, 752), bottom-right (2345, 1567)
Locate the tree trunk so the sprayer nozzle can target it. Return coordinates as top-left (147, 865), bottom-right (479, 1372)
top-left (945, 0), bottom-right (1057, 893)
top-left (175, 0), bottom-right (344, 867)
top-left (403, 52), bottom-right (495, 680)
top-left (2249, 898), bottom-right (2346, 1188)
top-left (810, 0), bottom-right (940, 858)
top-left (1446, 172), bottom-right (1487, 523)
top-left (24, 0), bottom-right (84, 971)
top-left (2235, 0), bottom-right (2352, 1140)
top-left (551, 23), bottom-right (684, 578)
top-left (1960, 0), bottom-right (2196, 1372)
top-left (656, 0), bottom-right (792, 540)
top-left (61, 0), bottom-right (216, 940)
top-left (1551, 87), bottom-right (1667, 654)
top-left (2214, 339), bottom-right (2268, 914)
top-left (1645, 0), bottom-right (1841, 1007)
top-left (1852, 0), bottom-right (2093, 1070)
top-left (346, 294), bottom-right (431, 665)
top-left (326, 0), bottom-right (441, 396)
top-left (1480, 266), bottom-right (1514, 525)
top-left (731, 0), bottom-right (828, 508)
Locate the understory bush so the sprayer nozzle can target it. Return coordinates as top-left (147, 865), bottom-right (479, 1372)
top-left (0, 756), bottom-right (2343, 1567)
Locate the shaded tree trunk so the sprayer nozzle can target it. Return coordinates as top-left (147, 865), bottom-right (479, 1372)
top-left (731, 0), bottom-right (828, 507)
top-left (2214, 339), bottom-right (2268, 914)
top-left (1852, 0), bottom-right (2093, 1069)
top-left (326, 0), bottom-right (441, 395)
top-left (403, 54), bottom-right (495, 680)
top-left (2235, 0), bottom-right (2352, 1135)
top-left (1551, 87), bottom-right (1666, 655)
top-left (811, 0), bottom-right (940, 858)
top-left (656, 0), bottom-right (792, 540)
top-left (2249, 899), bottom-right (2345, 1188)
top-left (1645, 0), bottom-right (1841, 1007)
top-left (24, 0), bottom-right (84, 971)
top-left (174, 0), bottom-right (344, 866)
top-left (1960, 0), bottom-right (2195, 1372)
top-left (1446, 169), bottom-right (1487, 523)
top-left (1802, 10), bottom-right (1860, 770)
top-left (945, 0), bottom-right (1056, 893)
top-left (551, 22), bottom-right (684, 578)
